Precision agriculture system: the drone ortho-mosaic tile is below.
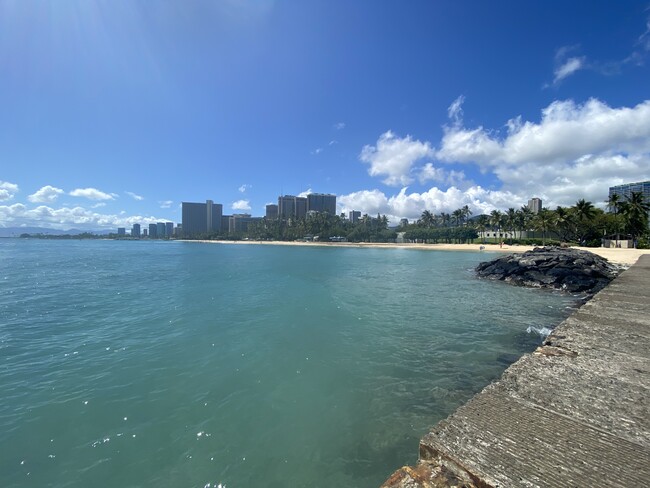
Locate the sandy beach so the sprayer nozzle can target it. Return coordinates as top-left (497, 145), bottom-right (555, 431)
top-left (181, 240), bottom-right (649, 266)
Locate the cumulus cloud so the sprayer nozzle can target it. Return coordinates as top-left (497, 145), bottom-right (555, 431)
top-left (338, 186), bottom-right (522, 223)
top-left (232, 199), bottom-right (251, 211)
top-left (125, 191), bottom-right (144, 201)
top-left (0, 203), bottom-right (165, 230)
top-left (69, 187), bottom-right (115, 200)
top-left (159, 200), bottom-right (173, 208)
top-left (354, 97), bottom-right (650, 215)
top-left (238, 184), bottom-right (252, 193)
top-left (28, 185), bottom-right (64, 203)
top-left (418, 163), bottom-right (468, 188)
top-left (297, 189), bottom-right (313, 198)
top-left (334, 122), bottom-right (346, 130)
top-left (0, 181), bottom-right (19, 201)
top-left (438, 98), bottom-right (650, 167)
top-left (360, 131), bottom-right (434, 186)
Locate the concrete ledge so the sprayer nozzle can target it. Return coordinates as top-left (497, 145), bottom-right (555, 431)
top-left (382, 255), bottom-right (650, 488)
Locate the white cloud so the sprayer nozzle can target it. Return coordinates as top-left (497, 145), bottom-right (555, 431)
top-left (329, 140), bottom-right (337, 146)
top-left (360, 130), bottom-right (434, 186)
top-left (435, 97), bottom-right (650, 208)
top-left (0, 203), bottom-right (168, 230)
top-left (159, 200), bottom-right (173, 208)
top-left (334, 122), bottom-right (346, 130)
top-left (92, 202), bottom-right (106, 208)
top-left (418, 163), bottom-right (468, 188)
top-left (238, 184), bottom-right (252, 193)
top-left (0, 181), bottom-right (19, 201)
top-left (438, 98), bottom-right (650, 167)
top-left (447, 95), bottom-right (465, 125)
top-left (28, 185), bottom-right (64, 203)
top-left (553, 56), bottom-right (586, 84)
top-left (125, 191), bottom-right (144, 201)
top-left (338, 186), bottom-right (521, 223)
top-left (69, 187), bottom-right (115, 200)
top-left (297, 189), bottom-right (313, 198)
top-left (311, 147), bottom-right (323, 155)
top-left (232, 199), bottom-right (251, 211)
top-left (355, 97), bottom-right (650, 213)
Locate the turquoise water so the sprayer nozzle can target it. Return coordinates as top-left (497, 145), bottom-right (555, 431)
top-left (0, 240), bottom-right (577, 487)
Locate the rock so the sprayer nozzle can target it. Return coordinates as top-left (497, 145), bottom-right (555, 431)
top-left (475, 246), bottom-right (620, 295)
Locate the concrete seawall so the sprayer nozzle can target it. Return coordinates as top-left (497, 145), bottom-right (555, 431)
top-left (382, 255), bottom-right (650, 488)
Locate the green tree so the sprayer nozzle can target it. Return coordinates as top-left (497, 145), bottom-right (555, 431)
top-left (621, 192), bottom-right (650, 247)
top-left (534, 209), bottom-right (554, 245)
top-left (606, 193), bottom-right (622, 246)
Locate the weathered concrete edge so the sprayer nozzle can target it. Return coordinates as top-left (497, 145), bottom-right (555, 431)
top-left (380, 255), bottom-right (650, 488)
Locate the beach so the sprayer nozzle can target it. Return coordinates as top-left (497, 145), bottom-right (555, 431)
top-left (182, 240), bottom-right (649, 266)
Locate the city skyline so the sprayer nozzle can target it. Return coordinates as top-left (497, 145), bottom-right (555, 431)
top-left (2, 1), bottom-right (650, 231)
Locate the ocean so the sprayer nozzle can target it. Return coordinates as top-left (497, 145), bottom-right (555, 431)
top-left (0, 239), bottom-right (577, 487)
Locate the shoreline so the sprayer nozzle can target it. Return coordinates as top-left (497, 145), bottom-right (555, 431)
top-left (179, 239), bottom-right (649, 266)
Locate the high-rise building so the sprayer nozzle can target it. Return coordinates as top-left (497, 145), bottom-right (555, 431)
top-left (142, 228), bottom-right (148, 237)
top-left (278, 195), bottom-right (307, 220)
top-left (265, 204), bottom-right (279, 220)
top-left (131, 223), bottom-right (141, 238)
top-left (148, 223), bottom-right (158, 238)
top-left (610, 181), bottom-right (650, 221)
top-left (165, 222), bottom-right (174, 237)
top-left (609, 180), bottom-right (650, 203)
top-left (528, 198), bottom-right (542, 214)
top-left (306, 193), bottom-right (336, 214)
top-left (182, 200), bottom-right (223, 237)
top-left (117, 227), bottom-right (126, 236)
top-left (349, 210), bottom-right (361, 223)
top-left (157, 222), bottom-right (166, 238)
top-left (229, 214), bottom-right (262, 233)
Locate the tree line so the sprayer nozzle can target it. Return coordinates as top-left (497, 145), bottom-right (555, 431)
top-left (402, 192), bottom-right (649, 248)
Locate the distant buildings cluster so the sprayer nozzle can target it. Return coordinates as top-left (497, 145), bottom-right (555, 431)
top-left (117, 180), bottom-right (650, 238)
top-left (179, 192), bottom-right (339, 238)
top-left (116, 221), bottom-right (179, 239)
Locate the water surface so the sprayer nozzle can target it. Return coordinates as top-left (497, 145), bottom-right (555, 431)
top-left (0, 240), bottom-right (577, 487)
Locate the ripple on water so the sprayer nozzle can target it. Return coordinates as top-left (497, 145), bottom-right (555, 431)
top-left (0, 240), bottom-right (578, 487)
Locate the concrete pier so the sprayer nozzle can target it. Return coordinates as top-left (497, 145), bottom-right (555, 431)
top-left (382, 255), bottom-right (650, 488)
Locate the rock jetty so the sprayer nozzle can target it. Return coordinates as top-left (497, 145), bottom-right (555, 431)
top-left (475, 246), bottom-right (620, 294)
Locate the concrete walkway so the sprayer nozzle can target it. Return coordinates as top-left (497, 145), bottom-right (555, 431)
top-left (382, 255), bottom-right (650, 488)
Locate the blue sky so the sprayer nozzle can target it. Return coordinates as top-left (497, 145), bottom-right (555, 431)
top-left (1, 0), bottom-right (649, 229)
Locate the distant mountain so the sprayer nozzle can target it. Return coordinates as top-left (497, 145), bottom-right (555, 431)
top-left (0, 227), bottom-right (112, 237)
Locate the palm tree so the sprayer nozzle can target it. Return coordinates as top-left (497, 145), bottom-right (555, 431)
top-left (573, 199), bottom-right (596, 245)
top-left (534, 209), bottom-right (553, 245)
top-left (489, 210), bottom-right (503, 242)
top-left (439, 212), bottom-right (451, 228)
top-left (607, 193), bottom-right (622, 246)
top-left (517, 205), bottom-right (533, 240)
top-left (574, 199), bottom-right (596, 222)
top-left (461, 205), bottom-right (472, 226)
top-left (554, 206), bottom-right (573, 242)
top-left (452, 209), bottom-right (463, 227)
top-left (420, 210), bottom-right (435, 228)
top-left (505, 208), bottom-right (517, 244)
top-left (474, 214), bottom-right (489, 243)
top-left (621, 192), bottom-right (650, 247)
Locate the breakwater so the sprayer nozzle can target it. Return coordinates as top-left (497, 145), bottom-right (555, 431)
top-left (382, 254), bottom-right (650, 487)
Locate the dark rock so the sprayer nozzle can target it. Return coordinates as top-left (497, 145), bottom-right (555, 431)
top-left (476, 246), bottom-right (620, 295)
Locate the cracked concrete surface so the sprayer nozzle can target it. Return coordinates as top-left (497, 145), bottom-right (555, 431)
top-left (382, 255), bottom-right (650, 488)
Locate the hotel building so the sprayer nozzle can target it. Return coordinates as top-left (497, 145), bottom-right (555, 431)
top-left (182, 200), bottom-right (223, 237)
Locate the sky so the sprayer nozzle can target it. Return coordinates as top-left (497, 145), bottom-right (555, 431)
top-left (1, 0), bottom-right (650, 230)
